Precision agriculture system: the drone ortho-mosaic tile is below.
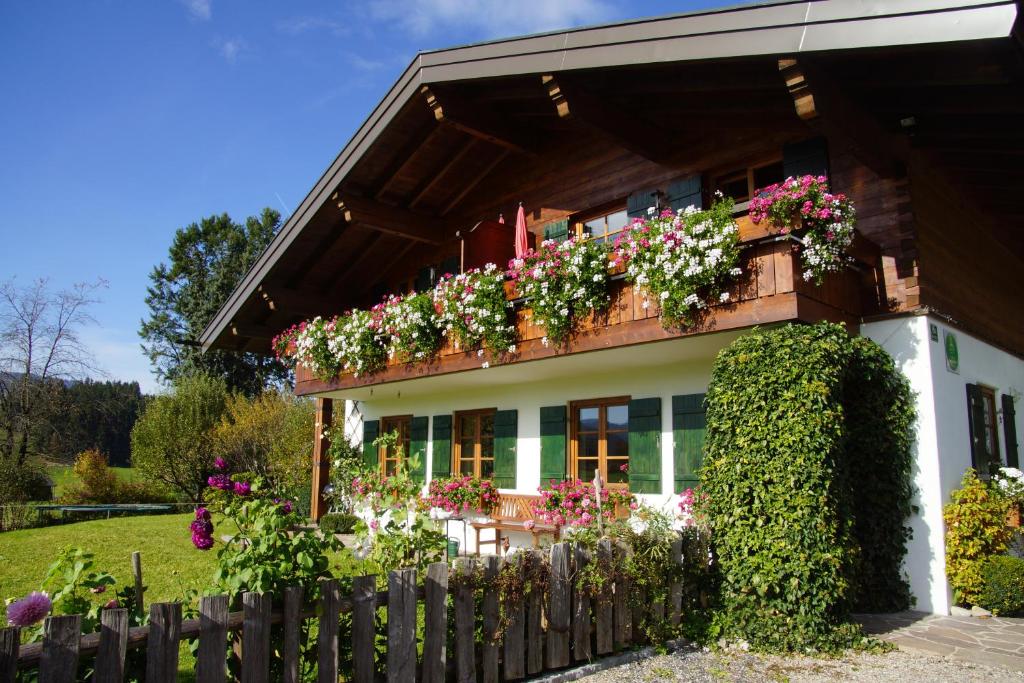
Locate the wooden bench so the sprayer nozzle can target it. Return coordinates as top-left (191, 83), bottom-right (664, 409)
top-left (471, 494), bottom-right (560, 556)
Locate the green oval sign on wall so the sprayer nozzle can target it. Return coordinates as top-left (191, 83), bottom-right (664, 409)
top-left (944, 330), bottom-right (959, 373)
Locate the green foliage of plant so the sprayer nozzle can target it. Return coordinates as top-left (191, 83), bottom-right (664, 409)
top-left (131, 374), bottom-right (229, 502)
top-left (979, 555), bottom-right (1024, 616)
top-left (943, 469), bottom-right (1012, 606)
top-left (212, 390), bottom-right (315, 498)
top-left (701, 322), bottom-right (912, 653)
top-left (433, 263), bottom-right (516, 355)
top-left (60, 449), bottom-right (171, 504)
top-left (319, 512), bottom-right (358, 535)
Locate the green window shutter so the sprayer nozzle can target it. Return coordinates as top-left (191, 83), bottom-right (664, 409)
top-left (440, 256), bottom-right (459, 278)
top-left (540, 405), bottom-right (567, 485)
top-left (493, 409), bottom-right (518, 489)
top-left (672, 394), bottom-right (706, 494)
top-left (667, 175), bottom-right (704, 213)
top-left (1002, 394), bottom-right (1019, 469)
top-left (628, 398), bottom-right (662, 494)
top-left (783, 137), bottom-right (830, 180)
top-left (432, 415), bottom-right (452, 478)
top-left (627, 187), bottom-right (659, 220)
top-left (543, 219), bottom-right (569, 243)
top-left (415, 266), bottom-right (434, 293)
top-left (362, 420), bottom-right (380, 470)
top-left (966, 384), bottom-right (992, 472)
top-left (409, 416), bottom-right (428, 483)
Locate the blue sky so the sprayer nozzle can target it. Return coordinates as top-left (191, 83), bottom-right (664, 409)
top-left (0, 0), bottom-right (727, 393)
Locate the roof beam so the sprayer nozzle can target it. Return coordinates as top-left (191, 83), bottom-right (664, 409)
top-left (373, 124), bottom-right (442, 200)
top-left (409, 138), bottom-right (477, 209)
top-left (542, 73), bottom-right (674, 164)
top-left (333, 193), bottom-right (446, 245)
top-left (257, 285), bottom-right (341, 318)
top-left (420, 84), bottom-right (537, 155)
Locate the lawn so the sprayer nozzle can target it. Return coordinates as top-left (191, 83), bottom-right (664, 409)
top-left (45, 463), bottom-right (143, 498)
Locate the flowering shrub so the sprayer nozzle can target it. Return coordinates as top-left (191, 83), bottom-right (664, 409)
top-left (995, 466), bottom-right (1024, 505)
top-left (944, 468), bottom-right (1013, 606)
top-left (530, 479), bottom-right (634, 529)
top-left (277, 316), bottom-right (340, 380)
top-left (427, 475), bottom-right (500, 516)
top-left (614, 198), bottom-right (741, 328)
top-left (328, 309), bottom-right (386, 377)
top-left (433, 264), bottom-right (515, 356)
top-left (371, 292), bottom-right (442, 363)
top-left (507, 236), bottom-right (610, 346)
top-left (676, 487), bottom-right (708, 528)
top-left (749, 175), bottom-right (855, 283)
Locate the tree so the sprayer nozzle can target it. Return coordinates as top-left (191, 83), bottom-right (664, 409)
top-left (140, 209), bottom-right (288, 396)
top-left (0, 277), bottom-right (105, 465)
top-left (130, 374), bottom-right (228, 503)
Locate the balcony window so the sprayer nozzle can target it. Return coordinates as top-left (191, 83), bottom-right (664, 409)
top-left (570, 397), bottom-right (630, 486)
top-left (578, 207), bottom-right (630, 244)
top-left (380, 415), bottom-right (412, 476)
top-left (455, 409), bottom-right (496, 478)
top-left (714, 160), bottom-right (784, 206)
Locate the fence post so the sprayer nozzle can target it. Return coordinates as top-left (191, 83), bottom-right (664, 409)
top-left (423, 562), bottom-right (448, 683)
top-left (669, 537), bottom-right (684, 627)
top-left (572, 544), bottom-right (592, 661)
top-left (317, 578), bottom-right (341, 683)
top-left (242, 592), bottom-right (272, 683)
top-left (526, 551), bottom-right (544, 675)
top-left (95, 607), bottom-right (129, 683)
top-left (39, 615), bottom-right (81, 683)
top-left (351, 575), bottom-right (377, 683)
top-left (546, 543), bottom-right (570, 669)
top-left (1, 627), bottom-right (19, 683)
top-left (387, 568), bottom-right (417, 683)
top-left (613, 541), bottom-right (632, 649)
top-left (145, 603), bottom-right (181, 683)
top-left (131, 551), bottom-right (145, 617)
top-left (282, 586), bottom-right (304, 683)
top-left (503, 557), bottom-right (525, 681)
top-left (594, 539), bottom-right (614, 655)
top-left (481, 556), bottom-right (501, 683)
top-left (454, 558), bottom-right (477, 683)
top-left (197, 595), bottom-right (229, 683)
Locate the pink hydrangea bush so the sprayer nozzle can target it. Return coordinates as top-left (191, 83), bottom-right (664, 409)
top-left (427, 476), bottom-right (501, 516)
top-left (749, 175), bottom-right (856, 283)
top-left (530, 479), bottom-right (635, 529)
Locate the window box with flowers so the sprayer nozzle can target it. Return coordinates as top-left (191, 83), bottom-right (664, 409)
top-left (427, 475), bottom-right (501, 520)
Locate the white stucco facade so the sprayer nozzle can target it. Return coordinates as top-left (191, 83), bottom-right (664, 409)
top-left (862, 313), bottom-right (1024, 614)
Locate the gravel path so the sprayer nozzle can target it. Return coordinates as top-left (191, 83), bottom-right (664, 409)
top-left (574, 645), bottom-right (1024, 683)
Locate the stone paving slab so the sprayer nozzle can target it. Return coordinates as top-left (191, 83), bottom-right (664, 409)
top-left (856, 611), bottom-right (1024, 672)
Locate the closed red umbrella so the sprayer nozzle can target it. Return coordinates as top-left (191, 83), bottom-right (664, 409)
top-left (514, 202), bottom-right (528, 258)
top-left (498, 213), bottom-right (505, 224)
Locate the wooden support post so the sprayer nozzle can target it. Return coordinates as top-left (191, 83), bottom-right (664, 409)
top-left (131, 551), bottom-right (144, 616)
top-left (669, 537), bottom-right (684, 627)
top-left (503, 567), bottom-right (525, 681)
top-left (0, 627), bottom-right (19, 683)
top-left (145, 603), bottom-right (181, 683)
top-left (613, 541), bottom-right (632, 649)
top-left (317, 579), bottom-right (341, 683)
top-left (242, 592), bottom-right (272, 683)
top-left (39, 615), bottom-right (80, 683)
top-left (526, 551), bottom-right (544, 675)
top-left (197, 595), bottom-right (229, 683)
top-left (310, 398), bottom-right (333, 522)
top-left (282, 586), bottom-right (303, 683)
top-left (572, 544), bottom-right (592, 662)
top-left (481, 556), bottom-right (501, 683)
top-left (387, 569), bottom-right (417, 683)
top-left (594, 539), bottom-right (614, 655)
top-left (454, 559), bottom-right (478, 683)
top-left (423, 563), bottom-right (449, 683)
top-left (351, 576), bottom-right (377, 683)
top-left (95, 608), bottom-right (128, 683)
top-left (546, 543), bottom-right (571, 669)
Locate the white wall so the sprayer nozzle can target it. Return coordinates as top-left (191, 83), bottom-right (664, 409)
top-left (862, 314), bottom-right (1024, 614)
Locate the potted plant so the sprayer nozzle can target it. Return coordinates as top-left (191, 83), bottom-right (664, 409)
top-left (427, 475), bottom-right (501, 519)
top-left (994, 466), bottom-right (1024, 528)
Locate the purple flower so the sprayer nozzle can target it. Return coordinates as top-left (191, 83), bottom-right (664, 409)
top-left (194, 507), bottom-right (211, 521)
top-left (213, 457), bottom-right (228, 471)
top-left (90, 585), bottom-right (106, 595)
top-left (207, 474), bottom-right (232, 491)
top-left (103, 598), bottom-right (119, 610)
top-left (233, 481), bottom-right (251, 496)
top-left (192, 531), bottom-right (214, 550)
top-left (6, 592), bottom-right (52, 627)
top-left (190, 519), bottom-right (213, 535)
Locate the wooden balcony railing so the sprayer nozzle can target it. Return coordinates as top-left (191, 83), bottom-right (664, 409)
top-left (295, 216), bottom-right (883, 395)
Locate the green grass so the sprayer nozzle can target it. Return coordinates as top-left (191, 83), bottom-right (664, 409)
top-left (44, 463), bottom-right (143, 497)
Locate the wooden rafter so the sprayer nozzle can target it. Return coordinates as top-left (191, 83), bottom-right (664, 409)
top-left (354, 241), bottom-right (418, 299)
top-left (440, 148), bottom-right (510, 217)
top-left (373, 125), bottom-right (442, 200)
top-left (332, 192), bottom-right (446, 244)
top-left (409, 138), bottom-right (477, 209)
top-left (257, 285), bottom-right (340, 318)
top-left (542, 73), bottom-right (674, 163)
top-left (327, 231), bottom-right (386, 297)
top-left (420, 85), bottom-right (537, 155)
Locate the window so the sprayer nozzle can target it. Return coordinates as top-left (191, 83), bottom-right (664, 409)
top-left (967, 384), bottom-right (1001, 471)
top-left (570, 397), bottom-right (630, 486)
top-left (713, 160), bottom-right (784, 205)
top-left (576, 206), bottom-right (629, 244)
top-left (454, 409), bottom-right (496, 478)
top-left (380, 415), bottom-right (411, 476)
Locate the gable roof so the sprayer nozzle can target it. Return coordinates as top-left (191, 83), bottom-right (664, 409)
top-left (200, 0), bottom-right (1019, 352)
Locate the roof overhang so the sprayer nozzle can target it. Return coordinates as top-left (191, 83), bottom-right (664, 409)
top-left (200, 0), bottom-right (1019, 352)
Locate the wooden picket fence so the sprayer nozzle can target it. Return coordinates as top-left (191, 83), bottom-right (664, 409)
top-left (1, 539), bottom-right (689, 683)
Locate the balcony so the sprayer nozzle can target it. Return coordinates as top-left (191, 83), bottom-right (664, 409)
top-left (294, 217), bottom-right (883, 396)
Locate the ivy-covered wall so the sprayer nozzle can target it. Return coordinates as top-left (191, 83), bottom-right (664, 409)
top-left (701, 322), bottom-right (914, 652)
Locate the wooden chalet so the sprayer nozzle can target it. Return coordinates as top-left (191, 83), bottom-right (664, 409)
top-left (201, 0), bottom-right (1024, 615)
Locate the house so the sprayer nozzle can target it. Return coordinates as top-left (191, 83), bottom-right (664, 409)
top-left (201, 0), bottom-right (1024, 615)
